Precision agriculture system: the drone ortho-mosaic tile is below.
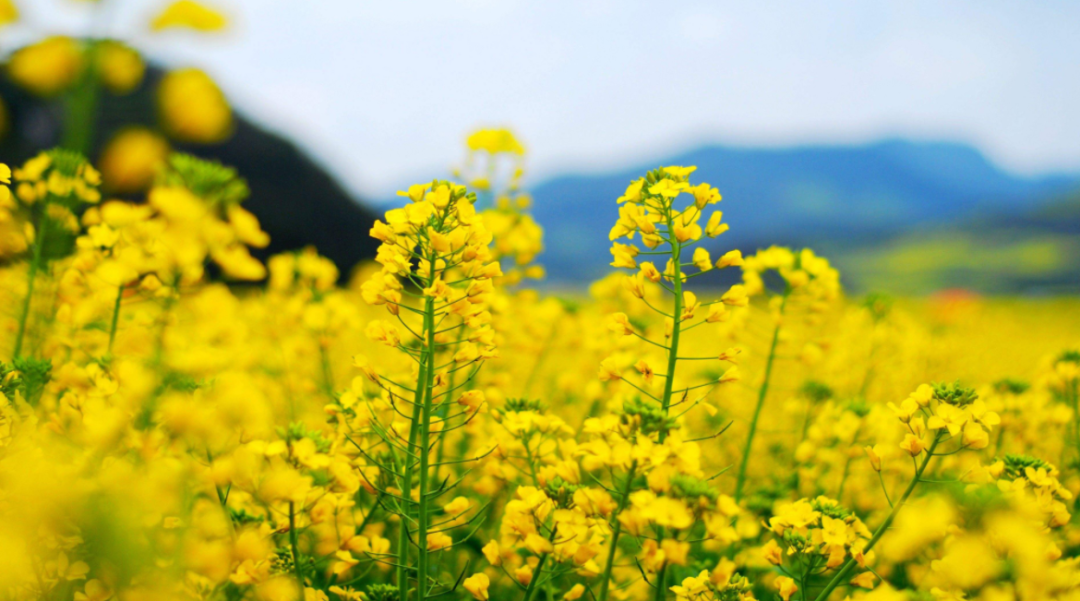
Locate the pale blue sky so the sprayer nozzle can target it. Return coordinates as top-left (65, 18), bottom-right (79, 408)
top-left (8, 0), bottom-right (1080, 197)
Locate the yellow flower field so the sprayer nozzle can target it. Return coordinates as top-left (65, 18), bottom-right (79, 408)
top-left (1, 2), bottom-right (1080, 601)
top-left (1, 136), bottom-right (1079, 601)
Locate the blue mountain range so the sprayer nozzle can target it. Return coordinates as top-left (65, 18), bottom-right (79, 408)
top-left (528, 139), bottom-right (1079, 284)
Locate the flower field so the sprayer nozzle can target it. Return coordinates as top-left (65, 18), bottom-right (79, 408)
top-left (2, 3), bottom-right (1080, 601)
top-left (2, 137), bottom-right (1080, 601)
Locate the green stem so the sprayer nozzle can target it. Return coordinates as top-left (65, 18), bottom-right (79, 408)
top-left (434, 328), bottom-right (467, 482)
top-left (810, 436), bottom-right (941, 601)
top-left (107, 283), bottom-right (123, 355)
top-left (659, 239), bottom-right (683, 440)
top-left (397, 341), bottom-right (429, 601)
top-left (637, 216), bottom-right (685, 601)
top-left (62, 41), bottom-right (100, 155)
top-left (645, 220), bottom-right (684, 601)
top-left (652, 563), bottom-right (668, 601)
top-left (289, 501), bottom-right (304, 594)
top-left (319, 340), bottom-right (334, 394)
top-left (836, 425), bottom-right (862, 502)
top-left (13, 210), bottom-right (48, 360)
top-left (356, 491), bottom-right (385, 535)
top-left (398, 252), bottom-right (440, 601)
top-left (734, 291), bottom-right (788, 502)
top-left (415, 291), bottom-right (437, 601)
top-left (596, 461), bottom-right (638, 601)
top-left (522, 529), bottom-right (558, 601)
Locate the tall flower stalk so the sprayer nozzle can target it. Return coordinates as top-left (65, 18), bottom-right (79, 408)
top-left (598, 166), bottom-right (745, 601)
top-left (9, 151), bottom-right (102, 359)
top-left (360, 181), bottom-right (500, 601)
top-left (732, 247), bottom-right (840, 502)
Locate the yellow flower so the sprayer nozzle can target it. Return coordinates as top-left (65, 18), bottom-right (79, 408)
top-left (671, 570), bottom-right (710, 600)
top-left (598, 356), bottom-right (624, 381)
top-left (466, 128), bottom-right (525, 155)
top-left (721, 284), bottom-right (749, 307)
top-left (99, 128), bottom-right (170, 193)
top-left (648, 178), bottom-right (688, 199)
top-left (618, 179), bottom-right (645, 204)
top-left (74, 579), bottom-right (112, 601)
top-left (457, 390), bottom-right (485, 412)
top-left (865, 445), bottom-right (882, 471)
top-left (909, 383), bottom-right (934, 407)
top-left (8, 37), bottom-right (83, 97)
top-left (927, 403), bottom-right (968, 436)
top-left (692, 247), bottom-right (712, 272)
top-left (706, 304), bottom-right (729, 323)
top-left (775, 576), bottom-right (798, 601)
top-left (564, 584), bottom-right (586, 601)
top-left (762, 539), bottom-right (783, 565)
top-left (681, 291), bottom-right (699, 321)
top-left (158, 68), bottom-right (232, 143)
top-left (820, 515), bottom-right (848, 546)
top-left (960, 421), bottom-right (989, 449)
top-left (151, 0), bottom-right (228, 31)
top-left (462, 573), bottom-right (490, 601)
top-left (888, 398), bottom-right (919, 423)
top-left (715, 249), bottom-right (743, 268)
top-left (899, 433), bottom-right (926, 456)
top-left (514, 565), bottom-right (533, 587)
top-left (610, 242), bottom-right (639, 268)
top-left (426, 532), bottom-right (453, 552)
top-left (96, 41), bottom-right (145, 94)
top-left (53, 553), bottom-right (90, 581)
top-left (662, 165), bottom-right (697, 179)
top-left (635, 359), bottom-right (655, 385)
top-left (482, 540), bottom-right (502, 566)
top-left (640, 261), bottom-right (661, 282)
top-left (671, 218), bottom-right (701, 243)
top-left (690, 183), bottom-right (721, 208)
top-left (705, 211), bottom-right (729, 237)
top-left (0, 0), bottom-right (17, 27)
top-left (524, 532), bottom-right (553, 555)
top-left (397, 183), bottom-right (430, 203)
top-left (850, 572), bottom-right (877, 589)
top-left (607, 312), bottom-right (634, 336)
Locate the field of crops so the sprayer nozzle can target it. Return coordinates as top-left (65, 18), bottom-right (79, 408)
top-left (3, 2), bottom-right (1080, 601)
top-left (3, 134), bottom-right (1080, 601)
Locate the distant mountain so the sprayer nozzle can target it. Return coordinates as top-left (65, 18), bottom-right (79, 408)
top-left (527, 139), bottom-right (1080, 285)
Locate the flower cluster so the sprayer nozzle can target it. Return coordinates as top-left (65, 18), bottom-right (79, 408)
top-left (3, 0), bottom-right (232, 191)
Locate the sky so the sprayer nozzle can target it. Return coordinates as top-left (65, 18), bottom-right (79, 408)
top-left (8, 0), bottom-right (1080, 198)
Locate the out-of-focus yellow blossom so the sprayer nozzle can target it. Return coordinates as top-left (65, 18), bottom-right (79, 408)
top-left (151, 0), bottom-right (228, 31)
top-left (0, 0), bottom-right (16, 26)
top-left (467, 127), bottom-right (526, 156)
top-left (8, 36), bottom-right (83, 97)
top-left (95, 41), bottom-right (146, 94)
top-left (158, 68), bottom-right (232, 143)
top-left (463, 573), bottom-right (490, 600)
top-left (99, 128), bottom-right (171, 193)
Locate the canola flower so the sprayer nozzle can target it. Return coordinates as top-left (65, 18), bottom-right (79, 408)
top-left (456, 128), bottom-right (544, 285)
top-left (359, 179), bottom-right (501, 601)
top-left (1, 128), bottom-right (1080, 601)
top-left (598, 165), bottom-right (745, 601)
top-left (2, 0), bottom-right (232, 162)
